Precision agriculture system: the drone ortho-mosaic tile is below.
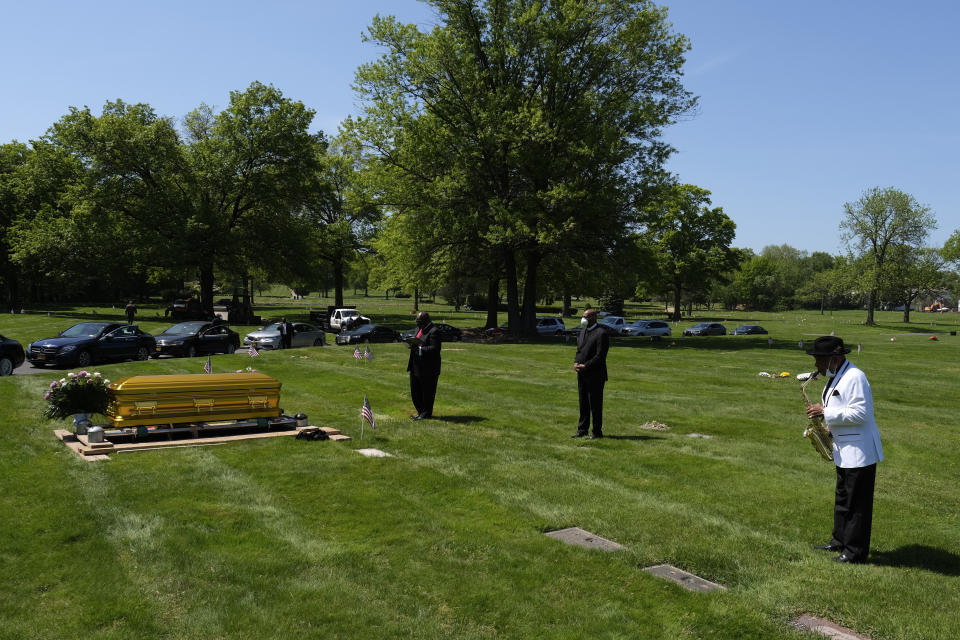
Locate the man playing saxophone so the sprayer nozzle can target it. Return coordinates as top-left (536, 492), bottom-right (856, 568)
top-left (805, 336), bottom-right (884, 564)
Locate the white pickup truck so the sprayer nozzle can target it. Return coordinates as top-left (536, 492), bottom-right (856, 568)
top-left (328, 308), bottom-right (371, 332)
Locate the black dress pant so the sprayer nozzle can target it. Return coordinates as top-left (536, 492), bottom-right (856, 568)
top-left (577, 376), bottom-right (604, 436)
top-left (410, 373), bottom-right (439, 417)
top-left (831, 463), bottom-right (877, 560)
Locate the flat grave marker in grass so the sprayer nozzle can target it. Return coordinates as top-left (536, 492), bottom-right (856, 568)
top-left (643, 564), bottom-right (726, 592)
top-left (544, 527), bottom-right (625, 551)
top-left (791, 615), bottom-right (872, 640)
top-left (355, 448), bottom-right (392, 457)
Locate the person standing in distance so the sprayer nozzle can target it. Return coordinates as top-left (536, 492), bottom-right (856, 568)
top-left (805, 336), bottom-right (883, 564)
top-left (279, 317), bottom-right (294, 349)
top-left (124, 300), bottom-right (137, 325)
top-left (407, 311), bottom-right (441, 420)
top-left (573, 308), bottom-right (608, 439)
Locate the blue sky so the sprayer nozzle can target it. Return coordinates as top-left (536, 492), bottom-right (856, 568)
top-left (2, 1), bottom-right (956, 255)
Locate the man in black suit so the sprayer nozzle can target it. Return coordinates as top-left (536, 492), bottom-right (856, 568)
top-left (279, 317), bottom-right (294, 349)
top-left (573, 308), bottom-right (609, 439)
top-left (406, 311), bottom-right (442, 420)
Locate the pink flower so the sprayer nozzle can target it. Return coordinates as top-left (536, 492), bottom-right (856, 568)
top-left (44, 392), bottom-right (51, 399)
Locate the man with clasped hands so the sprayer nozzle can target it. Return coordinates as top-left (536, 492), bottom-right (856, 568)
top-left (805, 336), bottom-right (884, 564)
top-left (405, 311), bottom-right (441, 421)
top-left (572, 308), bottom-right (609, 440)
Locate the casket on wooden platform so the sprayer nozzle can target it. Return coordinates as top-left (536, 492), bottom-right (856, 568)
top-left (106, 373), bottom-right (281, 427)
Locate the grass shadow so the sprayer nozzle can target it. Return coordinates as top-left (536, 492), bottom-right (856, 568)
top-left (603, 434), bottom-right (666, 441)
top-left (869, 545), bottom-right (960, 576)
top-left (434, 415), bottom-right (486, 424)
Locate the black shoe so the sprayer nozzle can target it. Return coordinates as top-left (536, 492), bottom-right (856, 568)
top-left (588, 433), bottom-right (603, 440)
top-left (814, 543), bottom-right (843, 552)
top-left (833, 553), bottom-right (862, 564)
top-left (571, 433), bottom-right (587, 438)
top-left (411, 413), bottom-right (425, 421)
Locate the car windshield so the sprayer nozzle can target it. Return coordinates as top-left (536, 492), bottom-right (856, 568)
top-left (627, 320), bottom-right (649, 327)
top-left (692, 323), bottom-right (711, 329)
top-left (342, 311), bottom-right (359, 319)
top-left (161, 322), bottom-right (207, 335)
top-left (60, 323), bottom-right (112, 338)
top-left (354, 325), bottom-right (373, 333)
top-left (260, 323), bottom-right (282, 332)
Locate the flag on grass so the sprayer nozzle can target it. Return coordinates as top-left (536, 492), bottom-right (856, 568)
top-left (361, 394), bottom-right (376, 430)
top-left (203, 356), bottom-right (212, 374)
top-left (353, 346), bottom-right (362, 359)
top-left (364, 346), bottom-right (373, 361)
top-left (248, 344), bottom-right (260, 357)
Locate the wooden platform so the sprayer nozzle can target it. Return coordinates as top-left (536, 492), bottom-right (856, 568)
top-left (55, 424), bottom-right (349, 459)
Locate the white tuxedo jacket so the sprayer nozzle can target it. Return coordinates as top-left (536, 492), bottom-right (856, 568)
top-left (822, 360), bottom-right (884, 468)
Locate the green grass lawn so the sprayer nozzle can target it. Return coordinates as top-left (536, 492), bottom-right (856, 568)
top-left (1, 306), bottom-right (959, 639)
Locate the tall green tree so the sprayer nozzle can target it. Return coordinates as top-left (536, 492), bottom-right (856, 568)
top-left (879, 245), bottom-right (945, 322)
top-left (45, 82), bottom-right (319, 314)
top-left (301, 136), bottom-right (380, 308)
top-left (840, 186), bottom-right (936, 325)
top-left (641, 184), bottom-right (739, 321)
top-left (351, 0), bottom-right (694, 335)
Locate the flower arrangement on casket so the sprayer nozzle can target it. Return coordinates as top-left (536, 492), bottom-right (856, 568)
top-left (42, 371), bottom-right (110, 420)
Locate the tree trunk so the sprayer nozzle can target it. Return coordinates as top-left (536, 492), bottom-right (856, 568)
top-left (903, 298), bottom-right (912, 323)
top-left (504, 250), bottom-right (520, 334)
top-left (521, 250), bottom-right (539, 336)
top-left (333, 259), bottom-right (345, 308)
top-left (485, 277), bottom-right (499, 329)
top-left (414, 286), bottom-right (420, 312)
top-left (199, 262), bottom-right (215, 318)
top-left (562, 291), bottom-right (571, 317)
top-left (866, 289), bottom-right (876, 325)
top-left (671, 280), bottom-right (682, 322)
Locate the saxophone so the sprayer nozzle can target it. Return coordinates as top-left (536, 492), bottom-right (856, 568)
top-left (801, 373), bottom-right (834, 462)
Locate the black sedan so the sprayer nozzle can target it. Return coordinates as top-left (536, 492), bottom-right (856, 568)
top-left (682, 322), bottom-right (727, 336)
top-left (400, 323), bottom-right (463, 342)
top-left (730, 324), bottom-right (768, 335)
top-left (1, 333), bottom-right (26, 376)
top-left (335, 324), bottom-right (400, 345)
top-left (27, 322), bottom-right (155, 368)
top-left (153, 321), bottom-right (241, 358)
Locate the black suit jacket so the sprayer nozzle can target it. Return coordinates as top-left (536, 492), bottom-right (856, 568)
top-left (575, 325), bottom-right (609, 382)
top-left (407, 323), bottom-right (442, 377)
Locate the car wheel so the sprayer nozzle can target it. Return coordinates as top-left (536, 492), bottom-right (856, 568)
top-left (186, 345), bottom-right (197, 358)
top-left (313, 338), bottom-right (324, 347)
top-left (0, 357), bottom-right (13, 376)
top-left (226, 344), bottom-right (236, 354)
top-left (135, 346), bottom-right (150, 361)
top-left (76, 351), bottom-right (92, 367)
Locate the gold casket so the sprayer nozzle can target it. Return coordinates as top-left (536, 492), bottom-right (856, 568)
top-left (106, 373), bottom-right (282, 428)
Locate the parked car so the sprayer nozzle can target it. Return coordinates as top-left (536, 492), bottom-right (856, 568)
top-left (400, 323), bottom-right (463, 342)
top-left (327, 308), bottom-right (371, 332)
top-left (730, 324), bottom-right (768, 335)
top-left (682, 322), bottom-right (727, 336)
top-left (167, 297), bottom-right (208, 321)
top-left (598, 316), bottom-right (627, 331)
top-left (336, 324), bottom-right (400, 345)
top-left (621, 320), bottom-right (672, 337)
top-left (27, 322), bottom-right (156, 368)
top-left (534, 317), bottom-right (566, 336)
top-left (153, 321), bottom-right (241, 358)
top-left (243, 322), bottom-right (327, 350)
top-left (0, 333), bottom-right (26, 375)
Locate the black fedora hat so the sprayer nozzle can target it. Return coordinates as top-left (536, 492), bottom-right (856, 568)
top-left (806, 335), bottom-right (851, 356)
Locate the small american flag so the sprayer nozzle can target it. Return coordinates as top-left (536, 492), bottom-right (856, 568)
top-left (203, 356), bottom-right (212, 374)
top-left (361, 394), bottom-right (375, 430)
top-left (353, 346), bottom-right (362, 359)
top-left (364, 346), bottom-right (373, 361)
top-left (248, 344), bottom-right (260, 357)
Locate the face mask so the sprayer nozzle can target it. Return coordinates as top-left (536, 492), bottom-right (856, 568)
top-left (580, 317), bottom-right (589, 327)
top-left (826, 358), bottom-right (840, 377)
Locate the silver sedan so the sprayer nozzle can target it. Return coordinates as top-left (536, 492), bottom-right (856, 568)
top-left (243, 322), bottom-right (327, 350)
